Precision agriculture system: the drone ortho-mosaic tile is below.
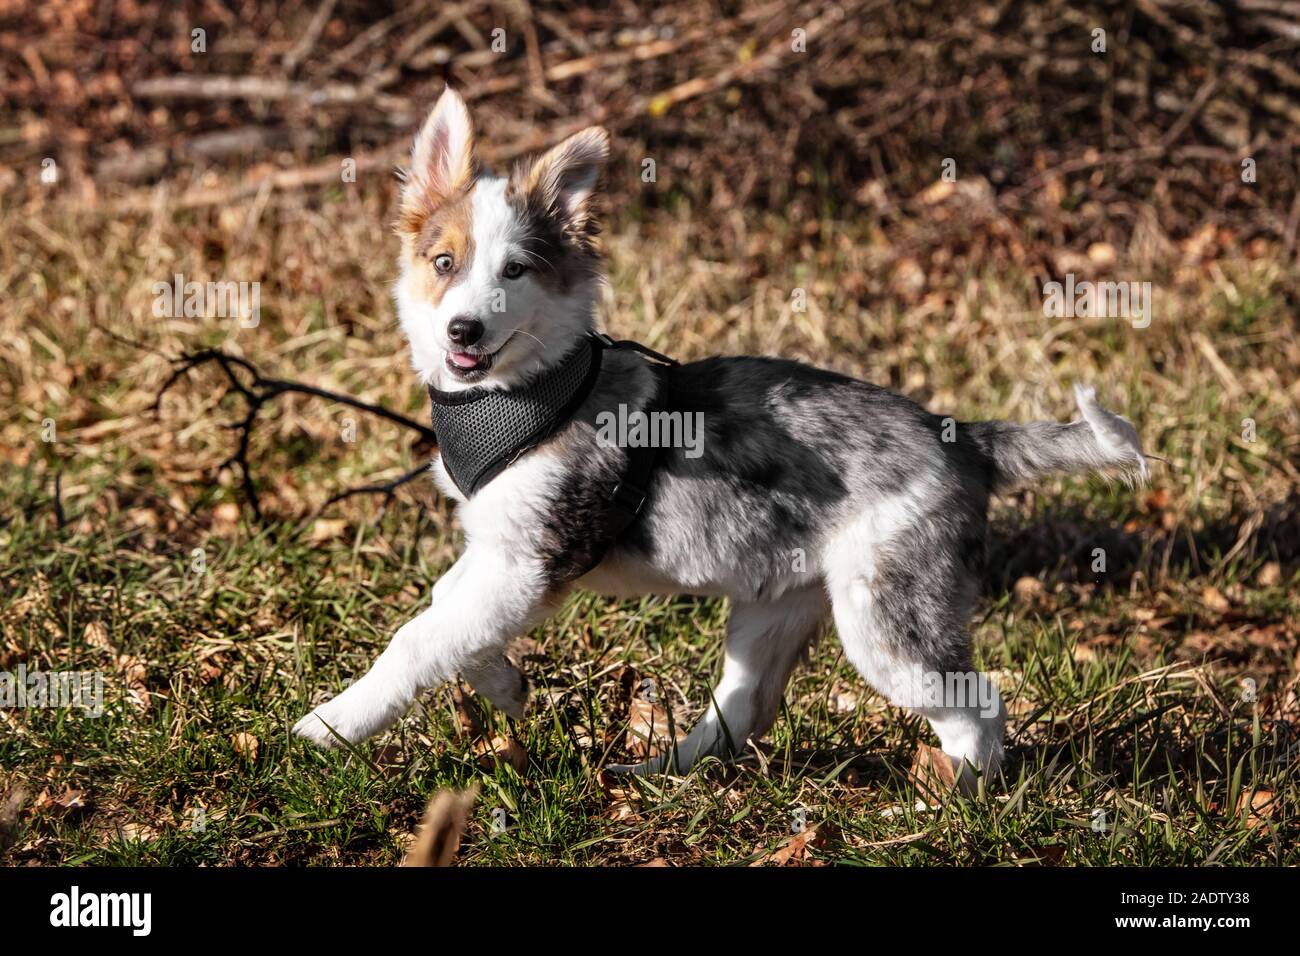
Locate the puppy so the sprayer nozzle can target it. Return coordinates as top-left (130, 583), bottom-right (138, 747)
top-left (294, 88), bottom-right (1147, 790)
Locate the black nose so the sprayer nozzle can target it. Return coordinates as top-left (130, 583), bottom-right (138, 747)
top-left (447, 316), bottom-right (484, 347)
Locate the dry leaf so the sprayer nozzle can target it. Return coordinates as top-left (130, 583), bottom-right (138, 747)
top-left (54, 788), bottom-right (87, 811)
top-left (1072, 644), bottom-right (1097, 663)
top-left (918, 179), bottom-right (955, 204)
top-left (116, 654), bottom-right (150, 711)
top-left (751, 825), bottom-right (821, 866)
top-left (402, 785), bottom-right (479, 867)
top-left (211, 501), bottom-right (240, 533)
top-left (35, 787), bottom-right (89, 816)
top-left (909, 744), bottom-right (958, 800)
top-left (83, 620), bottom-right (111, 651)
top-left (1237, 789), bottom-right (1275, 830)
top-left (231, 732), bottom-right (259, 760)
top-left (450, 684), bottom-right (485, 738)
top-left (1256, 562), bottom-right (1282, 587)
top-left (1086, 241), bottom-right (1117, 267)
top-left (828, 681), bottom-right (859, 714)
top-left (0, 784), bottom-right (29, 852)
top-left (308, 518), bottom-right (348, 544)
top-left (1013, 576), bottom-right (1044, 602)
top-left (625, 697), bottom-right (675, 759)
top-left (475, 735), bottom-right (526, 773)
top-left (604, 786), bottom-right (640, 822)
top-left (1144, 488), bottom-right (1170, 511)
top-left (1201, 586), bottom-right (1230, 613)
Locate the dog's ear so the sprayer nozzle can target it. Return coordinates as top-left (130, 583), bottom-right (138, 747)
top-left (510, 126), bottom-right (609, 249)
top-left (398, 87), bottom-right (475, 236)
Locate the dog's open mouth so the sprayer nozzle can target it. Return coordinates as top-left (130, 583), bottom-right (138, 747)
top-left (445, 348), bottom-right (494, 380)
top-left (444, 334), bottom-right (515, 382)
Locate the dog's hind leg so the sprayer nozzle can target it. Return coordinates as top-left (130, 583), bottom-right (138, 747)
top-left (826, 526), bottom-right (1005, 794)
top-left (463, 655), bottom-right (529, 719)
top-left (609, 586), bottom-right (827, 776)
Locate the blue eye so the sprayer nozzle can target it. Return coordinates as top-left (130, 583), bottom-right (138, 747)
top-left (503, 261), bottom-right (527, 280)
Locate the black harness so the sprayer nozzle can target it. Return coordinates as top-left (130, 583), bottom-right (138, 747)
top-left (427, 332), bottom-right (677, 552)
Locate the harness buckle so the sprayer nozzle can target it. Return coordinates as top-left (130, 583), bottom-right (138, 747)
top-left (608, 479), bottom-right (648, 517)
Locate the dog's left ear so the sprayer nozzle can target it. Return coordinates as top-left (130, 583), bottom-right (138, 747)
top-left (511, 127), bottom-right (610, 247)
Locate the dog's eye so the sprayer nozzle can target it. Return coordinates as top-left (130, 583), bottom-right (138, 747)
top-left (502, 261), bottom-right (527, 280)
top-left (433, 253), bottom-right (454, 274)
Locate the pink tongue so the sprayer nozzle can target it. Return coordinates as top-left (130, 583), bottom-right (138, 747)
top-left (449, 351), bottom-right (480, 369)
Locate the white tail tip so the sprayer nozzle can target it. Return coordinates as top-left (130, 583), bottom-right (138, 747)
top-left (1073, 383), bottom-right (1149, 484)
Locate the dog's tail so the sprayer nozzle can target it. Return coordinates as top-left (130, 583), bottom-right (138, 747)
top-left (965, 385), bottom-right (1148, 492)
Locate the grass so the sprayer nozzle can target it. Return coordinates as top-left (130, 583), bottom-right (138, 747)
top-left (1, 179), bottom-right (1298, 866)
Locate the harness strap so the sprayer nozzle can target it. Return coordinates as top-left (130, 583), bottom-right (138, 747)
top-left (591, 332), bottom-right (678, 368)
top-left (427, 331), bottom-right (678, 571)
top-left (601, 359), bottom-right (674, 548)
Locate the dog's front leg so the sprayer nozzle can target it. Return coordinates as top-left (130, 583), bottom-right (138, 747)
top-left (293, 547), bottom-right (551, 747)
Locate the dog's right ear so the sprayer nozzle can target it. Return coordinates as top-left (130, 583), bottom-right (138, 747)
top-left (397, 87), bottom-right (475, 237)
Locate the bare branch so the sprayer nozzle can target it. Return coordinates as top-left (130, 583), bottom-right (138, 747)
top-left (154, 348), bottom-right (436, 522)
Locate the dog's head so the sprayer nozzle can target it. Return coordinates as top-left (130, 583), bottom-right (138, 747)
top-left (393, 87), bottom-right (609, 391)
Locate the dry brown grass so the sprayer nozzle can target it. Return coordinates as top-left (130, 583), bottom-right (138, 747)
top-left (4, 179), bottom-right (1298, 533)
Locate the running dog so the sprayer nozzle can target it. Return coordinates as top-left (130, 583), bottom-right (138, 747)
top-left (293, 88), bottom-right (1147, 789)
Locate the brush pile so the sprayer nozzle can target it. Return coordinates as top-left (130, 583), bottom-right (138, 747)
top-left (2, 0), bottom-right (1297, 268)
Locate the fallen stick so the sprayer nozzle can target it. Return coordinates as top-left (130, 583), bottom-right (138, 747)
top-left (133, 74), bottom-right (412, 113)
top-left (153, 348), bottom-right (437, 522)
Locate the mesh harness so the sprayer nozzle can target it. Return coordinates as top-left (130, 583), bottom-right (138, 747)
top-left (428, 332), bottom-right (677, 561)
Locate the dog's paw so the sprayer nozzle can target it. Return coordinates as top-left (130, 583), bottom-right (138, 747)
top-left (292, 704), bottom-right (350, 748)
top-left (605, 754), bottom-right (671, 777)
top-left (292, 680), bottom-right (404, 748)
top-left (465, 656), bottom-right (529, 720)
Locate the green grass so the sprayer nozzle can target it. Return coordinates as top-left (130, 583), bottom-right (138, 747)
top-left (2, 483), bottom-right (1295, 866)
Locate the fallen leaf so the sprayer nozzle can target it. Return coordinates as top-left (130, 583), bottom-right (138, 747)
top-left (403, 785), bottom-right (479, 867)
top-left (450, 684), bottom-right (486, 738)
top-left (475, 735), bottom-right (526, 773)
top-left (1201, 586), bottom-right (1231, 613)
top-left (116, 654), bottom-right (150, 711)
top-left (909, 744), bottom-right (958, 800)
top-left (114, 821), bottom-right (160, 843)
top-left (828, 682), bottom-right (860, 714)
top-left (918, 179), bottom-right (955, 204)
top-left (211, 502), bottom-right (240, 533)
top-left (1144, 488), bottom-right (1170, 511)
top-left (751, 825), bottom-right (821, 866)
top-left (1034, 844), bottom-right (1067, 865)
top-left (1013, 576), bottom-right (1044, 602)
top-left (54, 788), bottom-right (87, 811)
top-left (1087, 241), bottom-right (1117, 267)
top-left (1237, 789), bottom-right (1275, 830)
top-left (0, 785), bottom-right (29, 851)
top-left (1256, 562), bottom-right (1282, 587)
top-left (83, 620), bottom-right (112, 651)
top-left (308, 518), bottom-right (348, 544)
top-left (605, 788), bottom-right (640, 822)
top-left (231, 732), bottom-right (259, 760)
top-left (625, 697), bottom-right (676, 759)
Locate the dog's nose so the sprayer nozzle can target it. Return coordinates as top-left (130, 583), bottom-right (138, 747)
top-left (447, 316), bottom-right (484, 347)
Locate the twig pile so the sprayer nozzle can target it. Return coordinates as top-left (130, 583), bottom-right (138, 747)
top-left (2, 0), bottom-right (1297, 263)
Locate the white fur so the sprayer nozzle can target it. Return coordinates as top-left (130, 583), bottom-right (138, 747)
top-left (1074, 383), bottom-right (1149, 483)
